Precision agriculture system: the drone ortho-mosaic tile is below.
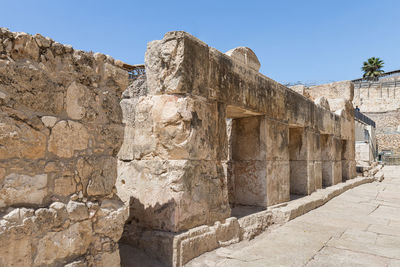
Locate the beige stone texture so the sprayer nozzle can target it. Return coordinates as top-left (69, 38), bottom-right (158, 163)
top-left (307, 80), bottom-right (354, 101)
top-left (366, 111), bottom-right (400, 153)
top-left (34, 221), bottom-right (92, 265)
top-left (41, 115), bottom-right (58, 128)
top-left (118, 31), bottom-right (357, 266)
top-left (48, 120), bottom-right (89, 158)
top-left (118, 159), bottom-right (230, 232)
top-left (119, 95), bottom-right (224, 161)
top-left (187, 165), bottom-right (394, 267)
top-left (225, 47), bottom-right (261, 72)
top-left (0, 114), bottom-right (47, 160)
top-left (125, 170), bottom-right (378, 267)
top-left (66, 82), bottom-right (86, 120)
top-left (0, 28), bottom-right (128, 266)
top-left (0, 28), bottom-right (358, 266)
top-left (314, 96), bottom-right (331, 110)
top-left (0, 173), bottom-right (47, 207)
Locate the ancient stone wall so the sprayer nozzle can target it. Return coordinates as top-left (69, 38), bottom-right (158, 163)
top-left (352, 79), bottom-right (400, 154)
top-left (353, 84), bottom-right (400, 113)
top-left (117, 31), bottom-right (357, 266)
top-left (307, 81), bottom-right (354, 103)
top-left (307, 79), bottom-right (400, 154)
top-left (366, 111), bottom-right (400, 153)
top-left (0, 28), bottom-right (129, 266)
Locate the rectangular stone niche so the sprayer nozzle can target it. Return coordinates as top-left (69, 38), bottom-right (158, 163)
top-left (226, 113), bottom-right (267, 208)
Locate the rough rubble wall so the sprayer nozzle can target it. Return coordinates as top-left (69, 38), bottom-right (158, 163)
top-left (0, 28), bottom-right (129, 266)
top-left (354, 85), bottom-right (400, 113)
top-left (307, 81), bottom-right (354, 103)
top-left (354, 83), bottom-right (400, 153)
top-left (365, 111), bottom-right (400, 153)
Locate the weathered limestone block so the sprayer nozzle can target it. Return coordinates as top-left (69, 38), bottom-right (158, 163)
top-left (308, 81), bottom-right (354, 101)
top-left (314, 161), bottom-right (323, 189)
top-left (262, 118), bottom-right (291, 205)
top-left (0, 228), bottom-right (33, 266)
top-left (53, 174), bottom-right (77, 196)
top-left (145, 31), bottom-right (209, 96)
top-left (48, 120), bottom-right (89, 158)
top-left (145, 32), bottom-right (289, 120)
top-left (92, 250), bottom-right (121, 267)
top-left (124, 217), bottom-right (240, 267)
top-left (225, 47), bottom-right (261, 72)
top-left (34, 221), bottom-right (92, 266)
top-left (320, 135), bottom-right (343, 186)
top-left (232, 160), bottom-right (267, 206)
top-left (176, 218), bottom-right (240, 266)
top-left (266, 160), bottom-right (290, 205)
top-left (93, 199), bottom-right (129, 242)
top-left (265, 118), bottom-right (289, 161)
top-left (119, 95), bottom-right (224, 161)
top-left (289, 128), bottom-right (321, 195)
top-left (118, 31), bottom-right (357, 266)
top-left (342, 139), bottom-right (357, 180)
top-left (0, 173), bottom-right (47, 208)
top-left (11, 32), bottom-right (40, 61)
top-left (311, 131), bottom-right (322, 190)
top-left (289, 84), bottom-right (307, 96)
top-left (87, 157), bottom-right (117, 196)
top-left (66, 81), bottom-right (86, 120)
top-left (0, 115), bottom-right (47, 160)
top-left (286, 90), bottom-right (315, 127)
top-left (0, 28), bottom-right (128, 266)
top-left (67, 200), bottom-right (89, 221)
top-left (41, 115), bottom-right (57, 127)
top-left (314, 96), bottom-right (330, 111)
top-left (117, 159), bottom-right (230, 232)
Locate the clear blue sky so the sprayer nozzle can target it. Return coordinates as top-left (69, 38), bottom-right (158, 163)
top-left (2, 0), bottom-right (400, 84)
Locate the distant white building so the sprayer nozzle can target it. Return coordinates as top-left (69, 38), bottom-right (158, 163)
top-left (354, 110), bottom-right (377, 164)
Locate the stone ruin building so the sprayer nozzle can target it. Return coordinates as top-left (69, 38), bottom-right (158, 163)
top-left (352, 74), bottom-right (400, 163)
top-left (291, 82), bottom-right (378, 167)
top-left (0, 28), bottom-right (357, 266)
top-left (296, 73), bottom-right (400, 165)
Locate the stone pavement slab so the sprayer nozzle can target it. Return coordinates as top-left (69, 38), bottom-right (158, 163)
top-left (187, 166), bottom-right (400, 266)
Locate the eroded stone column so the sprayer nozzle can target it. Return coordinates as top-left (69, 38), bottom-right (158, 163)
top-left (341, 139), bottom-right (356, 181)
top-left (289, 127), bottom-right (320, 195)
top-left (320, 135), bottom-right (342, 186)
top-left (118, 95), bottom-right (230, 233)
top-left (312, 131), bottom-right (323, 190)
top-left (265, 118), bottom-right (290, 206)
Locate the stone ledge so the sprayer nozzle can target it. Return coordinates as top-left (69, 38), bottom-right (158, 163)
top-left (126, 174), bottom-right (381, 267)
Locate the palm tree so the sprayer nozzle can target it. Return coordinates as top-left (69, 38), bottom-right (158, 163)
top-left (362, 57), bottom-right (384, 80)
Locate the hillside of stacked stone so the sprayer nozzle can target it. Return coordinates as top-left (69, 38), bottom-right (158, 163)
top-left (0, 28), bottom-right (129, 266)
top-left (117, 31), bottom-right (357, 266)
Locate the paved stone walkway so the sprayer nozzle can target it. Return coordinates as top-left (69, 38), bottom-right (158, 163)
top-left (187, 166), bottom-right (400, 267)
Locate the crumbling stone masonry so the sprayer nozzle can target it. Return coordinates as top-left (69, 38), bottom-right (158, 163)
top-left (0, 28), bottom-right (358, 266)
top-left (117, 31), bottom-right (357, 266)
top-left (0, 28), bottom-right (129, 266)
